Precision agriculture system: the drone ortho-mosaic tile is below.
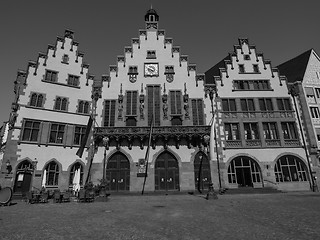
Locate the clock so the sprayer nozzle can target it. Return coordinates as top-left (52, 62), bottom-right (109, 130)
top-left (144, 63), bottom-right (159, 77)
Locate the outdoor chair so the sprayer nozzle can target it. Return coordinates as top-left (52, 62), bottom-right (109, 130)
top-left (85, 190), bottom-right (95, 202)
top-left (54, 190), bottom-right (61, 203)
top-left (78, 189), bottom-right (86, 202)
top-left (62, 192), bottom-right (71, 202)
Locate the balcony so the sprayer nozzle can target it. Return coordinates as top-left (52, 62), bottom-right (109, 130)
top-left (265, 139), bottom-right (281, 147)
top-left (245, 139), bottom-right (262, 147)
top-left (95, 125), bottom-right (211, 149)
top-left (225, 140), bottom-right (242, 148)
top-left (284, 139), bottom-right (300, 147)
top-left (222, 110), bottom-right (295, 119)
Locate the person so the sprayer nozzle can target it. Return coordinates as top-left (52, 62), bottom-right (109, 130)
top-left (205, 182), bottom-right (218, 200)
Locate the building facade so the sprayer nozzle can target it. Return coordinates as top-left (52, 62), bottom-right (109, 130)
top-left (0, 9), bottom-right (317, 193)
top-left (0, 30), bottom-right (93, 194)
top-left (205, 39), bottom-right (312, 191)
top-left (278, 49), bottom-right (320, 190)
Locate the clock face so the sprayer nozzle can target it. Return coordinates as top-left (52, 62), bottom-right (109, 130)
top-left (144, 63), bottom-right (159, 76)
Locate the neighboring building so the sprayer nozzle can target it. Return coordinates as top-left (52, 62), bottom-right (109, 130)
top-left (205, 39), bottom-right (312, 191)
top-left (0, 30), bottom-right (93, 194)
top-left (278, 49), bottom-right (320, 190)
top-left (0, 122), bottom-right (9, 170)
top-left (91, 8), bottom-right (211, 192)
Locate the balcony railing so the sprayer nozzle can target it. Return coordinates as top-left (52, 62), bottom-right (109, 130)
top-left (225, 140), bottom-right (242, 148)
top-left (245, 139), bottom-right (262, 147)
top-left (265, 139), bottom-right (281, 147)
top-left (284, 139), bottom-right (300, 147)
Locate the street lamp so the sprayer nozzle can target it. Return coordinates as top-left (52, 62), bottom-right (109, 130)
top-left (102, 137), bottom-right (109, 187)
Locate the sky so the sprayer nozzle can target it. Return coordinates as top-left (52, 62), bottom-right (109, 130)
top-left (0, 0), bottom-right (320, 124)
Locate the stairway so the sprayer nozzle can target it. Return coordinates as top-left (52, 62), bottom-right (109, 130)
top-left (223, 187), bottom-right (283, 195)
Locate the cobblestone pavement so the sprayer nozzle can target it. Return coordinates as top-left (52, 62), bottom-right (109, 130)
top-left (0, 192), bottom-right (320, 240)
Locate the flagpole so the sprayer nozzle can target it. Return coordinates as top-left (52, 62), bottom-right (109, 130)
top-left (142, 114), bottom-right (154, 195)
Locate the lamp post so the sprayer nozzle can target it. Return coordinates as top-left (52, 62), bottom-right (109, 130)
top-left (206, 85), bottom-right (222, 191)
top-left (102, 137), bottom-right (109, 186)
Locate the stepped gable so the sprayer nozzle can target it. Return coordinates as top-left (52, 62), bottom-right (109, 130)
top-left (277, 49), bottom-right (313, 83)
top-left (205, 38), bottom-right (284, 85)
top-left (23, 29), bottom-right (90, 83)
top-left (102, 7), bottom-right (200, 86)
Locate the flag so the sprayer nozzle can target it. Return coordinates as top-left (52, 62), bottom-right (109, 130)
top-left (76, 116), bottom-right (93, 158)
top-left (142, 115), bottom-right (154, 195)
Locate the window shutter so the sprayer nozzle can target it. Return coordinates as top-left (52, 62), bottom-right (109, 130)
top-left (40, 122), bottom-right (50, 145)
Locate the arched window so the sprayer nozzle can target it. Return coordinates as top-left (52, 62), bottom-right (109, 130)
top-left (30, 93), bottom-right (37, 106)
top-left (69, 162), bottom-right (84, 186)
top-left (61, 98), bottom-right (68, 111)
top-left (45, 161), bottom-right (59, 186)
top-left (274, 155), bottom-right (308, 182)
top-left (37, 94), bottom-right (44, 107)
top-left (84, 102), bottom-right (89, 114)
top-left (54, 97), bottom-right (61, 110)
top-left (78, 101), bottom-right (84, 113)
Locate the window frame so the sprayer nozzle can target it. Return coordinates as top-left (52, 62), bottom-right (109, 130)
top-left (21, 120), bottom-right (41, 142)
top-left (49, 123), bottom-right (65, 144)
top-left (44, 70), bottom-right (58, 82)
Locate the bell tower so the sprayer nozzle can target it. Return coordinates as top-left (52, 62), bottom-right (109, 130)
top-left (145, 6), bottom-right (159, 30)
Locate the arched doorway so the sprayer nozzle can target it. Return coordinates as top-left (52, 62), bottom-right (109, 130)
top-left (194, 152), bottom-right (211, 191)
top-left (227, 156), bottom-right (262, 187)
top-left (106, 152), bottom-right (130, 191)
top-left (155, 151), bottom-right (179, 191)
top-left (14, 160), bottom-right (34, 193)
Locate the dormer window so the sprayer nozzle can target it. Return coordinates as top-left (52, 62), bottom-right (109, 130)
top-left (244, 54), bottom-right (250, 60)
top-left (62, 54), bottom-right (69, 64)
top-left (253, 64), bottom-right (260, 73)
top-left (165, 66), bottom-right (174, 83)
top-left (147, 50), bottom-right (156, 59)
top-left (67, 75), bottom-right (79, 87)
top-left (239, 64), bottom-right (245, 73)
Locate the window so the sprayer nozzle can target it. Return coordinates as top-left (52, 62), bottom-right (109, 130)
top-left (225, 123), bottom-right (240, 140)
top-left (62, 54), bottom-right (69, 64)
top-left (191, 99), bottom-right (204, 125)
top-left (277, 98), bottom-right (292, 111)
top-left (244, 54), bottom-right (250, 60)
top-left (310, 107), bottom-right (320, 118)
top-left (69, 163), bottom-right (83, 186)
top-left (78, 101), bottom-right (90, 114)
top-left (49, 123), bottom-right (65, 143)
top-left (316, 72), bottom-right (320, 79)
top-left (22, 120), bottom-right (40, 142)
top-left (126, 91), bottom-right (138, 116)
top-left (281, 122), bottom-right (297, 139)
top-left (147, 86), bottom-right (161, 126)
top-left (30, 93), bottom-right (44, 107)
top-left (128, 66), bottom-right (138, 74)
top-left (67, 75), bottom-right (79, 87)
top-left (45, 70), bottom-right (58, 82)
top-left (263, 122), bottom-right (278, 140)
top-left (305, 87), bottom-right (316, 103)
top-left (315, 88), bottom-right (320, 98)
top-left (54, 97), bottom-right (68, 111)
top-left (238, 64), bottom-right (245, 73)
top-left (126, 117), bottom-right (137, 127)
top-left (222, 99), bottom-right (237, 112)
top-left (274, 155), bottom-right (308, 182)
top-left (244, 123), bottom-right (259, 140)
top-left (74, 126), bottom-right (86, 145)
top-left (253, 64), bottom-right (259, 73)
top-left (165, 66), bottom-right (174, 74)
top-left (170, 90), bottom-right (182, 115)
top-left (259, 98), bottom-right (273, 111)
top-left (234, 80), bottom-right (270, 90)
top-left (45, 161), bottom-right (59, 186)
top-left (104, 100), bottom-right (116, 127)
top-left (240, 99), bottom-right (255, 112)
top-left (147, 50), bottom-right (156, 59)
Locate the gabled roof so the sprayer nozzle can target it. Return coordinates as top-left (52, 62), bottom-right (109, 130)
top-left (205, 56), bottom-right (230, 84)
top-left (277, 49), bottom-right (313, 83)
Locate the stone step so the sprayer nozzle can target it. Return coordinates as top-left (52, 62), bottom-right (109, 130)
top-left (224, 187), bottom-right (283, 195)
